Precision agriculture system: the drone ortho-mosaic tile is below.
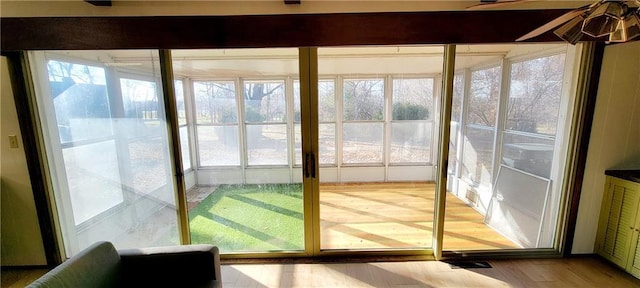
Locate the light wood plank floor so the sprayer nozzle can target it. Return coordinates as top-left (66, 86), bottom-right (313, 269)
top-left (7, 257), bottom-right (639, 287)
top-left (320, 182), bottom-right (518, 250)
top-left (1, 268), bottom-right (50, 288)
top-left (221, 257), bottom-right (640, 288)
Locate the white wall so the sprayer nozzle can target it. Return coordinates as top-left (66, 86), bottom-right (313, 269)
top-left (572, 41), bottom-right (640, 254)
top-left (1, 57), bottom-right (48, 266)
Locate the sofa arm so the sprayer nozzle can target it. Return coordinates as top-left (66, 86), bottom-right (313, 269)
top-left (27, 241), bottom-right (122, 288)
top-left (119, 244), bottom-right (221, 288)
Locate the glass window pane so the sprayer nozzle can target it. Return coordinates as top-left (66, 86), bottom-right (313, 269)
top-left (120, 78), bottom-right (159, 121)
top-left (194, 81), bottom-right (237, 124)
top-left (449, 73), bottom-right (464, 175)
top-left (342, 123), bottom-right (383, 164)
top-left (294, 123), bottom-right (302, 166)
top-left (446, 44), bottom-right (573, 251)
top-left (468, 66), bottom-right (501, 127)
top-left (120, 78), bottom-right (169, 195)
top-left (293, 80), bottom-right (301, 122)
top-left (390, 122), bottom-right (431, 163)
top-left (452, 73), bottom-right (464, 123)
top-left (38, 50), bottom-right (180, 256)
top-left (63, 140), bottom-right (122, 224)
top-left (180, 126), bottom-right (191, 170)
top-left (128, 139), bottom-right (169, 194)
top-left (47, 59), bottom-right (107, 85)
top-left (319, 80), bottom-right (336, 122)
top-left (174, 48), bottom-right (303, 253)
top-left (175, 79), bottom-right (187, 125)
top-left (507, 54), bottom-right (565, 135)
top-left (197, 125), bottom-right (240, 166)
top-left (392, 78), bottom-right (433, 120)
top-left (343, 79), bottom-right (384, 121)
top-left (48, 60), bottom-right (112, 144)
top-left (448, 122), bottom-right (460, 175)
top-left (244, 81), bottom-right (286, 123)
top-left (246, 124), bottom-right (288, 165)
top-left (319, 46), bottom-right (444, 251)
top-left (294, 80), bottom-right (335, 123)
top-left (319, 123), bottom-right (336, 165)
top-left (501, 132), bottom-right (555, 178)
top-left (462, 126), bottom-right (495, 187)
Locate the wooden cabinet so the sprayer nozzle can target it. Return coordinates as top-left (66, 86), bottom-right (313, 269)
top-left (595, 172), bottom-right (640, 279)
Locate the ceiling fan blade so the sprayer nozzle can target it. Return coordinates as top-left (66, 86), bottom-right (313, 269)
top-left (516, 7), bottom-right (589, 41)
top-left (466, 0), bottom-right (536, 11)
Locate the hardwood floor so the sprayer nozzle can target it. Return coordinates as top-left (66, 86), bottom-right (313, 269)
top-left (1, 268), bottom-right (49, 288)
top-left (320, 182), bottom-right (518, 250)
top-left (221, 257), bottom-right (640, 287)
top-left (185, 182), bottom-right (517, 251)
top-left (7, 257), bottom-right (639, 287)
top-left (6, 182), bottom-right (591, 287)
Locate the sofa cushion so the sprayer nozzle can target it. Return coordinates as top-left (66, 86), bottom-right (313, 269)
top-left (27, 241), bottom-right (121, 288)
top-left (119, 244), bottom-right (220, 288)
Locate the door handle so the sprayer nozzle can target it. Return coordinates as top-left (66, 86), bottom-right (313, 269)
top-left (304, 153), bottom-right (316, 178)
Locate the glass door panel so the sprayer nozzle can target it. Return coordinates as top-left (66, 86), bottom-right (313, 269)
top-left (172, 48), bottom-right (304, 253)
top-left (30, 50), bottom-right (180, 256)
top-left (444, 47), bottom-right (511, 250)
top-left (317, 46), bottom-right (443, 251)
top-left (174, 79), bottom-right (192, 171)
top-left (444, 44), bottom-right (572, 250)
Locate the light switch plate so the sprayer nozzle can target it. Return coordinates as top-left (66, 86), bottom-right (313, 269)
top-left (8, 135), bottom-right (19, 148)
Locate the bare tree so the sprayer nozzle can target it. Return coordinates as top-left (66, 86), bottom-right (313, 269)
top-left (468, 66), bottom-right (501, 127)
top-left (506, 54), bottom-right (565, 134)
top-left (343, 79), bottom-right (384, 121)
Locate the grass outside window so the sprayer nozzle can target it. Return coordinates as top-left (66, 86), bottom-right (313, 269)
top-left (189, 184), bottom-right (304, 252)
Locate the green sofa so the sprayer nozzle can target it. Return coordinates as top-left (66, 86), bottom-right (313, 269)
top-left (28, 241), bottom-right (221, 287)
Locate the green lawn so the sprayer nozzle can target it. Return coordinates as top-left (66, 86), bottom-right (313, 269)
top-left (188, 184), bottom-right (304, 252)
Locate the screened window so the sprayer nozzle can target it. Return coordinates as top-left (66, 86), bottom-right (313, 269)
top-left (174, 80), bottom-right (191, 171)
top-left (120, 78), bottom-right (169, 194)
top-left (121, 78), bottom-right (159, 121)
top-left (194, 81), bottom-right (240, 166)
top-left (48, 60), bottom-right (112, 144)
top-left (343, 79), bottom-right (384, 121)
top-left (390, 78), bottom-right (433, 163)
top-left (35, 51), bottom-right (181, 255)
top-left (448, 73), bottom-right (465, 176)
top-left (506, 54), bottom-right (565, 135)
top-left (47, 60), bottom-right (120, 223)
top-left (501, 53), bottom-right (566, 178)
top-left (318, 80), bottom-right (337, 165)
top-left (467, 66), bottom-right (501, 127)
top-left (462, 66), bottom-right (501, 187)
top-left (244, 80), bottom-right (288, 165)
top-left (342, 78), bottom-right (384, 164)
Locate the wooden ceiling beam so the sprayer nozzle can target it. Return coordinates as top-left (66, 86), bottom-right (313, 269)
top-left (1, 10), bottom-right (590, 51)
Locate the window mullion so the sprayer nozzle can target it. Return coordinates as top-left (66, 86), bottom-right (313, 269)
top-left (336, 76), bottom-right (344, 177)
top-left (183, 77), bottom-right (197, 171)
top-left (236, 78), bottom-right (247, 182)
top-left (384, 75), bottom-right (392, 180)
top-left (491, 58), bottom-right (511, 185)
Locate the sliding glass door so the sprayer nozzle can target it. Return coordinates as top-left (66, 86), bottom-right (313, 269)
top-left (316, 47), bottom-right (443, 251)
top-left (172, 48), bottom-right (305, 253)
top-left (29, 50), bottom-right (180, 257)
top-left (445, 44), bottom-right (576, 251)
top-left (24, 44), bottom-right (582, 258)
